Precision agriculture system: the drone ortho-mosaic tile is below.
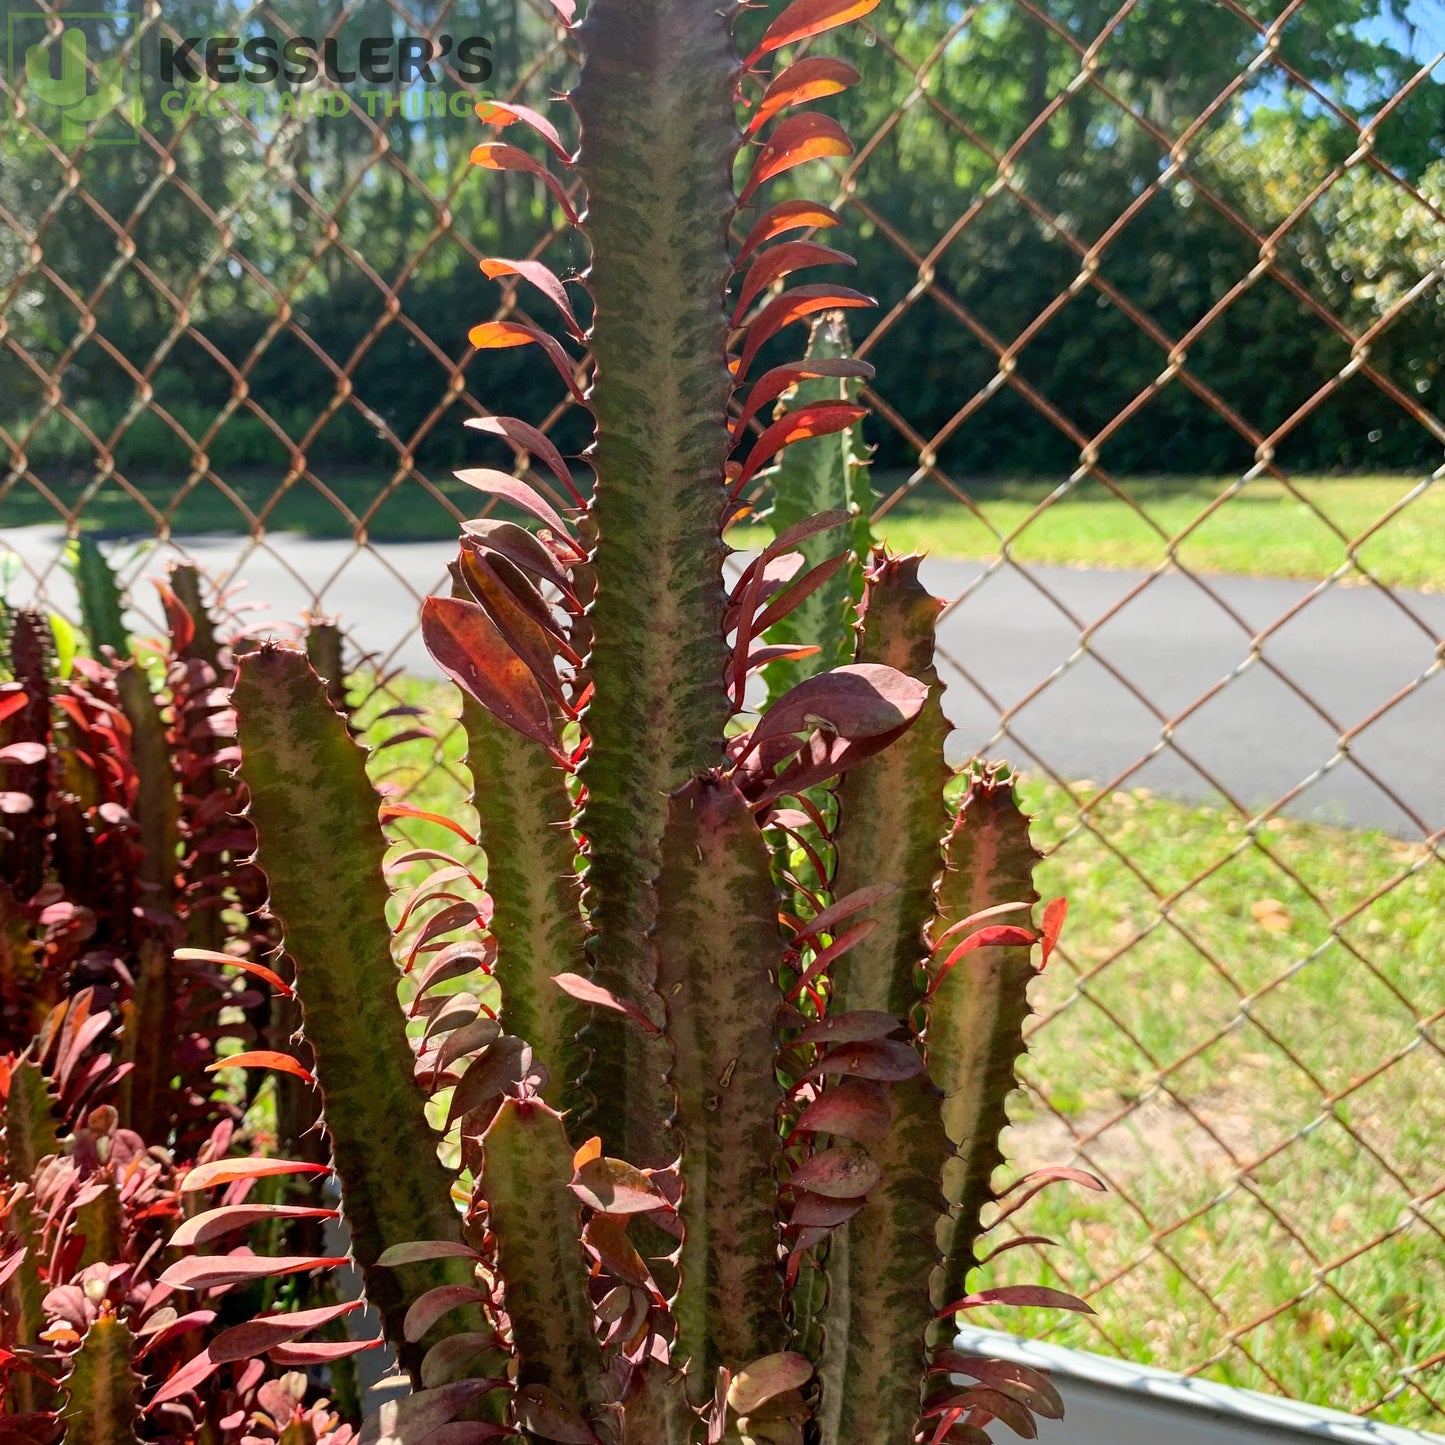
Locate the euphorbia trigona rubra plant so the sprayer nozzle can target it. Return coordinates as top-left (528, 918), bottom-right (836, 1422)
top-left (159, 0), bottom-right (1097, 1440)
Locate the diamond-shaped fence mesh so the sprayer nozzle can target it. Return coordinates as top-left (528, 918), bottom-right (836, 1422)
top-left (2, 0), bottom-right (1442, 1428)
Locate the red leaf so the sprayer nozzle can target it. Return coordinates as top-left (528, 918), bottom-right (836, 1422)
top-left (999, 1165), bottom-right (1106, 1201)
top-left (158, 1254), bottom-right (349, 1291)
top-left (552, 973), bottom-right (660, 1035)
top-left (421, 597), bottom-right (557, 751)
top-left (940, 1285), bottom-right (1094, 1316)
top-left (764, 506), bottom-right (855, 559)
top-left (748, 663), bottom-right (928, 754)
top-left (935, 1385), bottom-right (1040, 1437)
top-left (726, 1353), bottom-right (814, 1416)
top-left (1040, 896), bottom-right (1067, 968)
top-left (170, 1205), bottom-right (337, 1249)
top-left (795, 1010), bottom-right (900, 1046)
top-left (474, 100), bottom-right (573, 164)
top-left (736, 199), bottom-right (841, 265)
top-left (429, 1016), bottom-right (504, 1080)
top-left (457, 546), bottom-right (578, 688)
top-left (419, 1427), bottom-right (516, 1445)
top-left (929, 925), bottom-right (1038, 992)
top-left (452, 468), bottom-right (585, 555)
top-left (740, 113), bottom-right (854, 206)
top-left (787, 1192), bottom-right (866, 1228)
top-left (377, 1241), bottom-right (485, 1268)
top-left (465, 322), bottom-right (587, 406)
top-left (378, 804), bottom-right (478, 846)
top-left (746, 0), bottom-right (884, 62)
top-left (750, 553), bottom-right (851, 636)
top-left (155, 581), bottom-right (196, 653)
top-left (0, 1248), bottom-right (27, 1292)
top-left (147, 1346), bottom-right (219, 1407)
top-left (480, 258), bottom-right (586, 343)
top-left (406, 898), bottom-right (489, 969)
top-left (269, 1338), bottom-right (382, 1365)
top-left (0, 691), bottom-right (30, 726)
top-left (932, 902), bottom-right (1032, 946)
top-left (811, 1038), bottom-right (925, 1082)
top-left (731, 356), bottom-right (874, 442)
top-left (207, 1301), bottom-right (364, 1364)
top-left (746, 56), bottom-right (861, 134)
top-left (404, 1285), bottom-right (489, 1343)
top-left (976, 1233), bottom-right (1058, 1266)
top-left (737, 402), bottom-right (866, 489)
top-left (513, 1384), bottom-right (602, 1444)
top-left (747, 642), bottom-right (821, 668)
top-left (180, 1158), bottom-right (330, 1193)
top-left (572, 1157), bottom-right (670, 1216)
top-left (462, 420), bottom-right (582, 508)
top-left (204, 1051), bottom-right (314, 1085)
top-left (733, 240), bottom-right (855, 324)
top-left (468, 144), bottom-right (579, 224)
top-left (134, 1310), bottom-right (217, 1358)
top-left (0, 742), bottom-right (46, 765)
top-left (411, 939), bottom-right (495, 1005)
top-left (795, 882), bottom-right (898, 941)
top-left (367, 1381), bottom-right (509, 1445)
top-left (177, 948), bottom-right (293, 998)
top-left (793, 1079), bottom-right (892, 1144)
top-left (929, 1355), bottom-right (1065, 1420)
top-left (992, 1166), bottom-right (1105, 1224)
top-left (734, 284), bottom-right (874, 378)
top-left (787, 1146), bottom-right (881, 1199)
top-left (444, 1037), bottom-right (536, 1128)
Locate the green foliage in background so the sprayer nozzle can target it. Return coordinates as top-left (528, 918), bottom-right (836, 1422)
top-left (2, 0), bottom-right (1440, 495)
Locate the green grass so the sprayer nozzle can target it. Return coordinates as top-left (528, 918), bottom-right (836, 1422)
top-left (0, 468), bottom-right (482, 542)
top-left (988, 781), bottom-right (1445, 1429)
top-left (5, 470), bottom-right (1443, 591)
top-left (356, 676), bottom-right (1445, 1428)
top-left (747, 472), bottom-right (1445, 593)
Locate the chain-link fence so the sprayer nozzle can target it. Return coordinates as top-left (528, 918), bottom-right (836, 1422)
top-left (2, 0), bottom-right (1443, 1429)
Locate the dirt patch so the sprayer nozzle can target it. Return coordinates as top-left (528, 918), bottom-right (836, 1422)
top-left (1006, 1095), bottom-right (1264, 1186)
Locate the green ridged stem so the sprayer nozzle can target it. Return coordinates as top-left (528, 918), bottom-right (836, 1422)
top-left (167, 563), bottom-right (220, 668)
top-left (114, 662), bottom-right (178, 902)
top-left (816, 1071), bottom-right (947, 1445)
top-left (68, 537), bottom-right (128, 656)
top-left (58, 1315), bottom-right (143, 1445)
top-left (814, 554), bottom-right (953, 1442)
top-left (3, 1055), bottom-right (59, 1181)
top-left (479, 1098), bottom-right (600, 1435)
top-left (761, 312), bottom-right (873, 703)
top-left (232, 645), bottom-right (484, 1379)
top-left (653, 775), bottom-right (787, 1404)
top-left (118, 937), bottom-right (179, 1145)
top-left (571, 0), bottom-right (739, 1165)
top-left (74, 1176), bottom-right (123, 1272)
top-left (2, 1058), bottom-right (60, 1414)
top-left (0, 611), bottom-right (52, 901)
top-left (304, 618), bottom-right (350, 718)
top-left (830, 553), bottom-right (951, 1018)
top-left (927, 772), bottom-right (1041, 1334)
top-left (459, 693), bottom-right (586, 1120)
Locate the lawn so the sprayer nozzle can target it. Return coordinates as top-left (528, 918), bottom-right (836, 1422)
top-left (354, 674), bottom-right (1445, 1429)
top-left (5, 469), bottom-right (1443, 591)
top-left (865, 472), bottom-right (1445, 593)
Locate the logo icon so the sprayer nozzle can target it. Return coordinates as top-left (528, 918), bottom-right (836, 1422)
top-left (8, 12), bottom-right (139, 145)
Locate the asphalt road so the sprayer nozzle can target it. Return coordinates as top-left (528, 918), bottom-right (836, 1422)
top-left (5, 526), bottom-right (1443, 837)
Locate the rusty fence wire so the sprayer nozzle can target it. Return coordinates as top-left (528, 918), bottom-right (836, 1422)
top-left (2, 0), bottom-right (1443, 1429)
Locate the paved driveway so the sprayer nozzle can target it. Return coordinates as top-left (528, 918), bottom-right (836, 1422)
top-left (5, 526), bottom-right (1442, 836)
